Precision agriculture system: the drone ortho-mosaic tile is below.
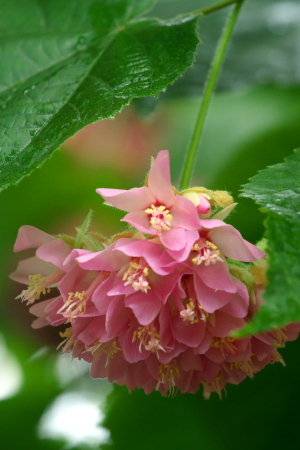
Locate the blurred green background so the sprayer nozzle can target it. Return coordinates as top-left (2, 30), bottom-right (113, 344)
top-left (1, 0), bottom-right (300, 448)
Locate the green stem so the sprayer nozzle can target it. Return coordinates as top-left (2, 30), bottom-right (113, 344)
top-left (193, 0), bottom-right (243, 16)
top-left (179, 1), bottom-right (244, 190)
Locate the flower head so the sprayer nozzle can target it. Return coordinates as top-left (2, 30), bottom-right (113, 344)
top-left (10, 151), bottom-right (300, 398)
top-left (97, 151), bottom-right (201, 258)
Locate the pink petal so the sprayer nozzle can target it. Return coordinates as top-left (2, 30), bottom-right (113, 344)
top-left (152, 271), bottom-right (181, 303)
top-left (166, 230), bottom-right (199, 262)
top-left (46, 297), bottom-right (67, 326)
top-left (64, 249), bottom-right (92, 265)
top-left (58, 264), bottom-right (96, 301)
top-left (10, 256), bottom-right (56, 284)
top-left (172, 315), bottom-right (206, 348)
top-left (171, 195), bottom-right (201, 230)
top-left (199, 219), bottom-right (227, 229)
top-left (194, 332), bottom-right (212, 354)
top-left (204, 347), bottom-right (224, 364)
top-left (158, 342), bottom-right (186, 365)
top-left (76, 244), bottom-right (129, 271)
top-left (120, 326), bottom-right (149, 363)
top-left (92, 273), bottom-right (116, 314)
top-left (194, 275), bottom-right (232, 313)
top-left (125, 291), bottom-right (162, 325)
top-left (177, 371), bottom-right (194, 394)
top-left (158, 303), bottom-right (173, 345)
top-left (200, 220), bottom-right (265, 261)
top-left (29, 298), bottom-right (53, 325)
top-left (147, 151), bottom-right (175, 206)
top-left (90, 352), bottom-right (109, 379)
top-left (44, 296), bottom-right (63, 314)
top-left (107, 264), bottom-right (134, 296)
top-left (226, 340), bottom-right (252, 363)
top-left (108, 280), bottom-right (134, 296)
top-left (31, 317), bottom-right (49, 329)
top-left (113, 238), bottom-right (168, 275)
top-left (207, 311), bottom-right (245, 337)
top-left (186, 372), bottom-right (203, 394)
top-left (202, 358), bottom-right (221, 382)
top-left (13, 225), bottom-right (54, 252)
top-left (76, 316), bottom-right (106, 345)
top-left (160, 227), bottom-right (187, 251)
top-left (97, 187), bottom-right (155, 212)
top-left (109, 352), bottom-right (134, 383)
top-left (172, 274), bottom-right (188, 299)
top-left (196, 258), bottom-right (237, 293)
top-left (145, 355), bottom-right (159, 379)
top-left (105, 297), bottom-right (130, 339)
top-left (36, 239), bottom-right (72, 271)
top-left (251, 336), bottom-right (273, 361)
top-left (219, 278), bottom-right (249, 318)
top-left (121, 210), bottom-right (153, 234)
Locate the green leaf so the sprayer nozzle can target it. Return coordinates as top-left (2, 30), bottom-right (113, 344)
top-left (0, 0), bottom-right (199, 191)
top-left (74, 209), bottom-right (93, 248)
top-left (235, 148), bottom-right (300, 336)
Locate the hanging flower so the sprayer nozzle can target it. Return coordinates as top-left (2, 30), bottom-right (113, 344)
top-left (10, 151), bottom-right (300, 398)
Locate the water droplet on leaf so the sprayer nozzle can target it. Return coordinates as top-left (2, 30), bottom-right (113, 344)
top-left (76, 36), bottom-right (86, 49)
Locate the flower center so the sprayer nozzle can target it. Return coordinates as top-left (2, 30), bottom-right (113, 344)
top-left (192, 239), bottom-right (223, 266)
top-left (17, 269), bottom-right (64, 305)
top-left (123, 262), bottom-right (150, 293)
top-left (132, 326), bottom-right (166, 356)
top-left (58, 291), bottom-right (86, 323)
top-left (180, 300), bottom-right (198, 324)
top-left (145, 204), bottom-right (173, 233)
top-left (180, 299), bottom-right (209, 323)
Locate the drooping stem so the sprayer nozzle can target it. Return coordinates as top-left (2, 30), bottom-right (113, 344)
top-left (192, 0), bottom-right (243, 17)
top-left (179, 1), bottom-right (244, 190)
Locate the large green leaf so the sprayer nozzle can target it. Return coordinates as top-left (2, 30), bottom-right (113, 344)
top-left (236, 148), bottom-right (300, 335)
top-left (0, 0), bottom-right (199, 191)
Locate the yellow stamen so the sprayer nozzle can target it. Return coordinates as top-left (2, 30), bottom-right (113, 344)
top-left (123, 262), bottom-right (150, 293)
top-left (191, 240), bottom-right (222, 266)
top-left (211, 337), bottom-right (238, 357)
top-left (203, 373), bottom-right (224, 399)
top-left (132, 326), bottom-right (166, 356)
top-left (57, 291), bottom-right (86, 323)
top-left (57, 327), bottom-right (75, 353)
top-left (180, 300), bottom-right (199, 324)
top-left (145, 204), bottom-right (173, 233)
top-left (229, 360), bottom-right (254, 378)
top-left (17, 274), bottom-right (51, 304)
top-left (271, 328), bottom-right (288, 347)
top-left (85, 340), bottom-right (120, 367)
top-left (156, 360), bottom-right (180, 395)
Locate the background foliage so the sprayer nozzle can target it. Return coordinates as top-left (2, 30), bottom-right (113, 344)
top-left (1, 0), bottom-right (300, 449)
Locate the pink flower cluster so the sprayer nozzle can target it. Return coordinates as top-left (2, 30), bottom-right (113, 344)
top-left (11, 151), bottom-right (300, 397)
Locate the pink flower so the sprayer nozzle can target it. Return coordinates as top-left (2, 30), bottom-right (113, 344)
top-left (74, 238), bottom-right (182, 325)
top-left (10, 226), bottom-right (73, 305)
top-left (97, 151), bottom-right (200, 257)
top-left (10, 152), bottom-right (300, 399)
top-left (198, 219), bottom-right (265, 262)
